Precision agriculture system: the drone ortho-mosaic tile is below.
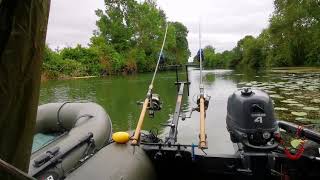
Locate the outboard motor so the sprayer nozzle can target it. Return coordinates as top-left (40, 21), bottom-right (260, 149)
top-left (226, 88), bottom-right (279, 150)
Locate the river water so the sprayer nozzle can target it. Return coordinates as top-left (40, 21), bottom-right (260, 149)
top-left (39, 68), bottom-right (320, 155)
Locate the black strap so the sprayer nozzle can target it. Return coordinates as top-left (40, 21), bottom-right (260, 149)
top-left (57, 102), bottom-right (70, 131)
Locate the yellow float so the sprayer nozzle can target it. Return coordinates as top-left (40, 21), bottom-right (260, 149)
top-left (112, 132), bottom-right (130, 144)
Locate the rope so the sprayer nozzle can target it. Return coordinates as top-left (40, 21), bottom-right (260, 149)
top-left (71, 114), bottom-right (94, 129)
top-left (57, 102), bottom-right (70, 131)
top-left (275, 125), bottom-right (306, 160)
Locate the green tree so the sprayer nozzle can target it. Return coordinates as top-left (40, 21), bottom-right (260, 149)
top-left (268, 0), bottom-right (320, 66)
top-left (43, 0), bottom-right (191, 79)
top-left (171, 22), bottom-right (191, 65)
top-left (239, 36), bottom-right (265, 69)
top-left (92, 0), bottom-right (190, 73)
top-left (60, 45), bottom-right (102, 75)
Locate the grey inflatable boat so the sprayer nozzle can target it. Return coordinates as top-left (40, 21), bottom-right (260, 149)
top-left (28, 102), bottom-right (112, 179)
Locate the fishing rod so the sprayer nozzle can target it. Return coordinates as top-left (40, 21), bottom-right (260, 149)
top-left (197, 23), bottom-right (209, 149)
top-left (131, 23), bottom-right (169, 145)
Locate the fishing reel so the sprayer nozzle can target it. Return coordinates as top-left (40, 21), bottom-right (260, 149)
top-left (148, 94), bottom-right (162, 118)
top-left (194, 95), bottom-right (210, 112)
top-left (137, 94), bottom-right (162, 118)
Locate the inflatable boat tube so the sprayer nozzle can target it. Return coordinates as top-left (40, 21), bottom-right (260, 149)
top-left (28, 102), bottom-right (112, 179)
top-left (65, 143), bottom-right (156, 180)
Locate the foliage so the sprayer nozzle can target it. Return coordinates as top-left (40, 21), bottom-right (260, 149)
top-left (60, 45), bottom-right (102, 75)
top-left (196, 45), bottom-right (240, 69)
top-left (92, 0), bottom-right (190, 73)
top-left (197, 0), bottom-right (320, 70)
top-left (268, 0), bottom-right (320, 67)
top-left (43, 0), bottom-right (190, 79)
top-left (43, 45), bottom-right (100, 79)
top-left (44, 0), bottom-right (320, 78)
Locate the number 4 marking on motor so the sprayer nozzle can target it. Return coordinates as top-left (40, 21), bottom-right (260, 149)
top-left (254, 117), bottom-right (263, 123)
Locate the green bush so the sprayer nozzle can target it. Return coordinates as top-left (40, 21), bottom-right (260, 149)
top-left (42, 0), bottom-right (192, 79)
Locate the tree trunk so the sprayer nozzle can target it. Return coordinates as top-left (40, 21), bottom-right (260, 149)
top-left (0, 0), bottom-right (50, 179)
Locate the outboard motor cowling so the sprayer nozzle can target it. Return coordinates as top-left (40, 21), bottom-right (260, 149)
top-left (226, 88), bottom-right (278, 150)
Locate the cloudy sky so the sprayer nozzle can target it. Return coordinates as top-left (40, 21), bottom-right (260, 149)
top-left (46, 0), bottom-right (274, 60)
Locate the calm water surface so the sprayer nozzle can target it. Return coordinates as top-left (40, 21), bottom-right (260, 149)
top-left (39, 69), bottom-right (320, 155)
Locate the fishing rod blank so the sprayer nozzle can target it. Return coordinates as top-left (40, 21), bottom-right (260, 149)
top-left (199, 23), bottom-right (203, 90)
top-left (198, 23), bottom-right (208, 149)
top-left (131, 23), bottom-right (169, 145)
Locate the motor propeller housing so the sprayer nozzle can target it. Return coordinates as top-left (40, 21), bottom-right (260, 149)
top-left (226, 88), bottom-right (279, 150)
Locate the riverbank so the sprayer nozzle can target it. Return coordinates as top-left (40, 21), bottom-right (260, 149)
top-left (270, 67), bottom-right (320, 73)
top-left (41, 66), bottom-right (320, 82)
top-left (40, 71), bottom-right (136, 82)
top-left (40, 65), bottom-right (185, 82)
top-left (41, 67), bottom-right (320, 82)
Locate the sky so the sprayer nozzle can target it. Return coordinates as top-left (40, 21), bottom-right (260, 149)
top-left (46, 0), bottom-right (274, 60)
